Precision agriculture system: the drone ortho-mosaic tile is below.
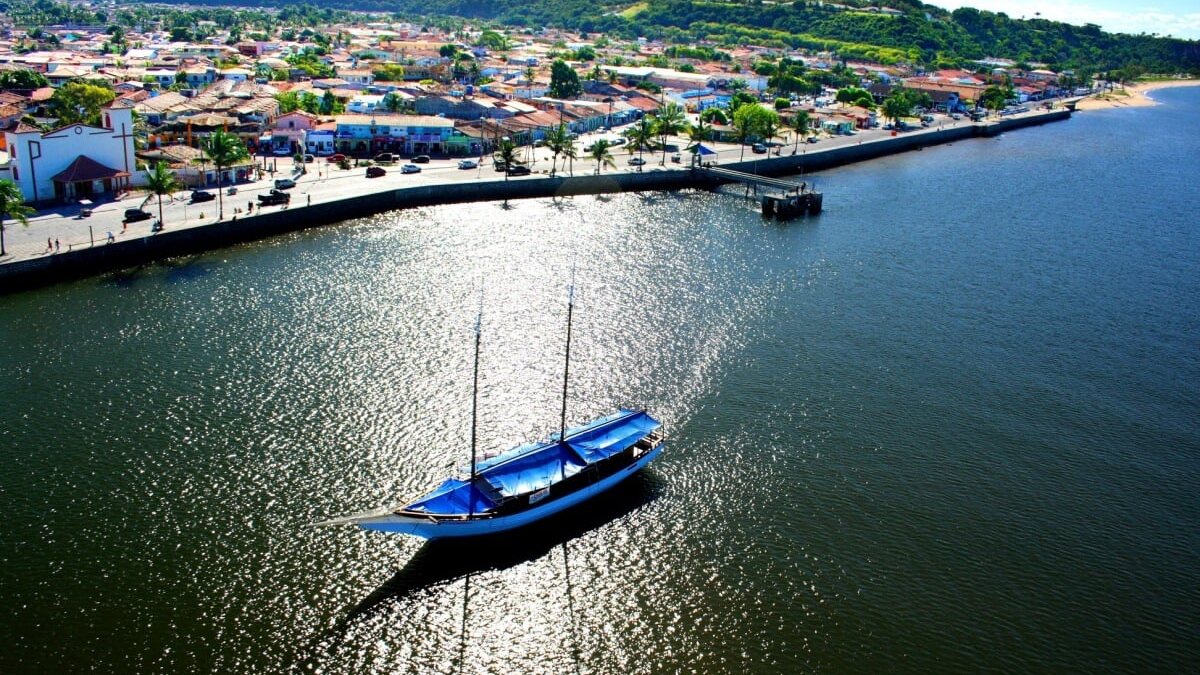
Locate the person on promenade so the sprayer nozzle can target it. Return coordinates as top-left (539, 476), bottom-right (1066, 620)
top-left (47, 237), bottom-right (52, 252)
top-left (106, 231), bottom-right (115, 243)
top-left (54, 239), bottom-right (60, 253)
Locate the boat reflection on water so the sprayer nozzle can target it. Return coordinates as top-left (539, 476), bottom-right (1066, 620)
top-left (350, 470), bottom-right (662, 619)
top-left (288, 471), bottom-right (663, 672)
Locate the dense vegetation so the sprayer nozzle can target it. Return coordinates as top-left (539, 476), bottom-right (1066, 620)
top-left (8, 0), bottom-right (1199, 75)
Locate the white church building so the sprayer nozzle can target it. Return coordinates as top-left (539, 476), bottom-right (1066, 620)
top-left (2, 103), bottom-right (137, 204)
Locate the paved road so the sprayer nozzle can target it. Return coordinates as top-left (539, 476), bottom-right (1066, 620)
top-left (0, 108), bottom-right (1055, 264)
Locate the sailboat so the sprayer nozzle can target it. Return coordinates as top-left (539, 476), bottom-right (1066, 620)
top-left (320, 280), bottom-right (665, 540)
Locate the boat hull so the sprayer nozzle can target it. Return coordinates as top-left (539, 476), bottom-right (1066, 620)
top-left (356, 444), bottom-right (663, 539)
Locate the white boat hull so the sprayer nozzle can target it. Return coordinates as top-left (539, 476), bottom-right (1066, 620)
top-left (352, 444), bottom-right (663, 540)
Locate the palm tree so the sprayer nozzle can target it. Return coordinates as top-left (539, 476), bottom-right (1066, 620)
top-left (790, 110), bottom-right (811, 153)
top-left (494, 138), bottom-right (520, 181)
top-left (0, 179), bottom-right (34, 257)
top-left (561, 140), bottom-right (579, 176)
top-left (734, 113), bottom-right (754, 162)
top-left (544, 123), bottom-right (569, 177)
top-left (760, 117), bottom-right (781, 154)
top-left (145, 161), bottom-right (182, 227)
top-left (653, 102), bottom-right (689, 165)
top-left (589, 139), bottom-right (615, 175)
top-left (685, 118), bottom-right (711, 166)
top-left (201, 130), bottom-right (249, 220)
top-left (623, 117), bottom-right (657, 165)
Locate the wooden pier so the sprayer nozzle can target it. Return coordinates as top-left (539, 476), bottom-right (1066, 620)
top-left (694, 165), bottom-right (823, 219)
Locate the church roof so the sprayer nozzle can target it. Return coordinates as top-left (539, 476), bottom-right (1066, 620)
top-left (51, 155), bottom-right (130, 183)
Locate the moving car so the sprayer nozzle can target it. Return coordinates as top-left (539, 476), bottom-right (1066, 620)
top-left (274, 178), bottom-right (296, 190)
top-left (303, 154), bottom-right (315, 163)
top-left (751, 143), bottom-right (767, 154)
top-left (628, 157), bottom-right (646, 166)
top-left (457, 159), bottom-right (478, 170)
top-left (366, 166), bottom-right (387, 178)
top-left (257, 189), bottom-right (291, 206)
top-left (401, 164), bottom-right (421, 174)
top-left (374, 153), bottom-right (395, 164)
top-left (327, 154), bottom-right (346, 163)
top-left (507, 165), bottom-right (531, 176)
top-left (123, 208), bottom-right (152, 223)
top-left (273, 146), bottom-right (292, 156)
top-left (413, 155), bottom-right (431, 164)
top-left (189, 190), bottom-right (215, 203)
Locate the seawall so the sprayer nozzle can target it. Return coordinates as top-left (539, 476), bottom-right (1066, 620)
top-left (0, 110), bottom-right (1069, 294)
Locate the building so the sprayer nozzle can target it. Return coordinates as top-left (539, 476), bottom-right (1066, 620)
top-left (332, 113), bottom-right (464, 156)
top-left (3, 104), bottom-right (137, 203)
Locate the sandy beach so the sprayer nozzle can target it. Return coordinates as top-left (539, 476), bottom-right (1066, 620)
top-left (1075, 79), bottom-right (1200, 111)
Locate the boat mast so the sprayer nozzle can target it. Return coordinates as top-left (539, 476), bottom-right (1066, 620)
top-left (560, 267), bottom-right (575, 443)
top-left (469, 299), bottom-right (482, 519)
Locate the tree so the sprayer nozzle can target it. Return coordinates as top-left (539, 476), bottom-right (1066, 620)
top-left (544, 123), bottom-right (570, 177)
top-left (319, 90), bottom-right (343, 115)
top-left (200, 130), bottom-right (248, 220)
top-left (700, 107), bottom-right (728, 125)
top-left (623, 117), bottom-right (657, 165)
top-left (144, 161), bottom-right (182, 227)
top-left (652, 102), bottom-right (689, 165)
top-left (790, 110), bottom-right (812, 152)
top-left (0, 179), bottom-right (34, 257)
top-left (549, 59), bottom-right (581, 99)
top-left (372, 63), bottom-right (406, 81)
top-left (494, 138), bottom-right (520, 182)
top-left (589, 139), bottom-right (615, 175)
top-left (0, 69), bottom-right (49, 90)
top-left (978, 85), bottom-right (1011, 115)
top-left (732, 104), bottom-right (777, 161)
top-left (50, 81), bottom-right (116, 126)
top-left (685, 118), bottom-right (711, 165)
top-left (275, 91), bottom-right (300, 113)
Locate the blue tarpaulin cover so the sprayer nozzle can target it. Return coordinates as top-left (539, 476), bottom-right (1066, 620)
top-left (403, 409), bottom-right (661, 514)
top-left (696, 144), bottom-right (717, 156)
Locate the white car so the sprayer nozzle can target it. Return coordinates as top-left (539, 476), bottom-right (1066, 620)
top-left (628, 156), bottom-right (646, 166)
top-left (401, 164), bottom-right (421, 174)
top-left (457, 159), bottom-right (477, 169)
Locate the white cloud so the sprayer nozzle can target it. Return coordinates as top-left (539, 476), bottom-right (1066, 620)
top-left (929, 0), bottom-right (1200, 40)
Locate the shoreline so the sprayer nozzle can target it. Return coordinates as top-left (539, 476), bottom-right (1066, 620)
top-left (0, 109), bottom-right (1070, 294)
top-left (1074, 79), bottom-right (1199, 111)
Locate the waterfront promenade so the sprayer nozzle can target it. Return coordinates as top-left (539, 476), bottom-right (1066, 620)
top-left (0, 106), bottom-right (1068, 288)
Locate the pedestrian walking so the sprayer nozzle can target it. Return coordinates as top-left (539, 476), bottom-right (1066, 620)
top-left (307, 194), bottom-right (311, 206)
top-left (54, 238), bottom-right (60, 252)
top-left (106, 231), bottom-right (115, 243)
top-left (47, 237), bottom-right (53, 251)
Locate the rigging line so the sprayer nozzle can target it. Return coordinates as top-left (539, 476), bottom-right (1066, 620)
top-left (469, 289), bottom-right (483, 519)
top-left (559, 262), bottom-right (576, 444)
top-left (562, 541), bottom-right (583, 675)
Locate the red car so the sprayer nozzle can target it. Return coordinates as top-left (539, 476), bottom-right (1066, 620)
top-left (327, 153), bottom-right (346, 163)
top-left (366, 166), bottom-right (386, 178)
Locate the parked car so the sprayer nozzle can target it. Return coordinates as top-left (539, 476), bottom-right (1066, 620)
top-left (374, 153), bottom-right (395, 164)
top-left (506, 165), bottom-right (531, 176)
top-left (272, 146), bottom-right (292, 156)
top-left (807, 136), bottom-right (819, 143)
top-left (366, 166), bottom-right (387, 178)
top-left (274, 178), bottom-right (296, 190)
top-left (413, 155), bottom-right (431, 164)
top-left (189, 190), bottom-right (215, 203)
top-left (123, 208), bottom-right (152, 223)
top-left (493, 160), bottom-right (508, 172)
top-left (612, 137), bottom-right (627, 146)
top-left (401, 164), bottom-right (421, 174)
top-left (302, 154), bottom-right (315, 163)
top-left (457, 159), bottom-right (478, 170)
top-left (751, 143), bottom-right (767, 154)
top-left (257, 190), bottom-right (290, 206)
top-left (327, 154), bottom-right (346, 163)
top-left (628, 157), bottom-right (646, 166)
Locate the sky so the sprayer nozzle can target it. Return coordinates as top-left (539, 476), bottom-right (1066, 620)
top-left (927, 0), bottom-right (1200, 40)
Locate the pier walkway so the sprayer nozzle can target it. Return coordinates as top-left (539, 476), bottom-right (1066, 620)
top-left (693, 166), bottom-right (812, 194)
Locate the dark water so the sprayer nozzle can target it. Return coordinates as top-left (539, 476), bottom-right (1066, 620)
top-left (2, 88), bottom-right (1198, 674)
